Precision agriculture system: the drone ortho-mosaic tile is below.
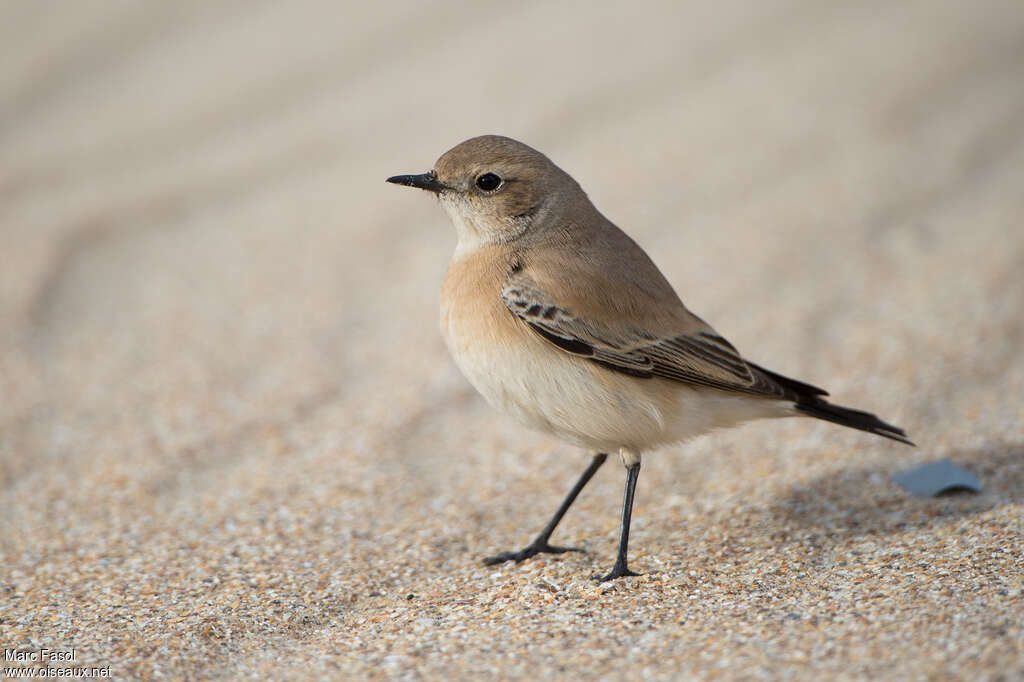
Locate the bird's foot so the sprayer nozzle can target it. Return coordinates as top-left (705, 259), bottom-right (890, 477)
top-left (597, 562), bottom-right (640, 583)
top-left (483, 540), bottom-right (583, 565)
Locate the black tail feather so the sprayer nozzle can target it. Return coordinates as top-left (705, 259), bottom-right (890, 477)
top-left (748, 361), bottom-right (829, 398)
top-left (795, 400), bottom-right (914, 446)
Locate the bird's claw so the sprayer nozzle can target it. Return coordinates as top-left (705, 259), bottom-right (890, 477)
top-left (483, 542), bottom-right (583, 565)
top-left (596, 564), bottom-right (640, 582)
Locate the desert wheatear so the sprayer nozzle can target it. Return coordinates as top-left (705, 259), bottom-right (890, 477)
top-left (387, 135), bottom-right (911, 582)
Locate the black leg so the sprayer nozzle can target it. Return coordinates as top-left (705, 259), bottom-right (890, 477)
top-left (484, 452), bottom-right (608, 565)
top-left (598, 460), bottom-right (641, 582)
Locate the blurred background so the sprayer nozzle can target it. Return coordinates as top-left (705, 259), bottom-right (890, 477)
top-left (2, 1), bottom-right (1022, 679)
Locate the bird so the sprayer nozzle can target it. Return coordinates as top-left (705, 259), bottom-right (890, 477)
top-left (386, 135), bottom-right (912, 582)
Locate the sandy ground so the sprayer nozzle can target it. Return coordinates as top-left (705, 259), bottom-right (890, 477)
top-left (2, 1), bottom-right (1023, 679)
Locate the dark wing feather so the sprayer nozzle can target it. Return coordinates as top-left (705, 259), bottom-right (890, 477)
top-left (501, 271), bottom-right (802, 400)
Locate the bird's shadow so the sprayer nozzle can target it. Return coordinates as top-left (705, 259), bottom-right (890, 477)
top-left (767, 441), bottom-right (1023, 549)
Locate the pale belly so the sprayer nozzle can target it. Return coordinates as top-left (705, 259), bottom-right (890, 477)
top-left (440, 298), bottom-right (786, 453)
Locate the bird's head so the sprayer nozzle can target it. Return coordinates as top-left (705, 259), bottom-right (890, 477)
top-left (387, 135), bottom-right (587, 252)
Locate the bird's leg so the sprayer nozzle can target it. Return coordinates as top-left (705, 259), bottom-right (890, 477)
top-left (598, 451), bottom-right (642, 582)
top-left (484, 452), bottom-right (608, 565)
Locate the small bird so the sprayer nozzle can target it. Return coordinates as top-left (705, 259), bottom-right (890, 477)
top-left (387, 135), bottom-right (912, 582)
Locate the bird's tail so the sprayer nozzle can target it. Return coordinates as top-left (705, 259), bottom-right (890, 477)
top-left (746, 362), bottom-right (913, 445)
top-left (795, 400), bottom-right (914, 445)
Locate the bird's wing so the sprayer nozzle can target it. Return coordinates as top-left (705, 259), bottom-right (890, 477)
top-left (502, 266), bottom-right (826, 399)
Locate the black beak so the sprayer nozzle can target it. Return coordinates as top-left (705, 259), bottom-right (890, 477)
top-left (386, 171), bottom-right (447, 194)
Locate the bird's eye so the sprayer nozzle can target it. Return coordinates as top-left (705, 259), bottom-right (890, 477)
top-left (475, 173), bottom-right (502, 191)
